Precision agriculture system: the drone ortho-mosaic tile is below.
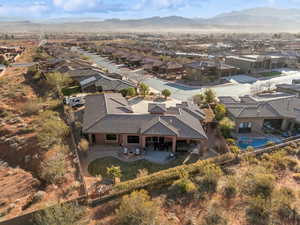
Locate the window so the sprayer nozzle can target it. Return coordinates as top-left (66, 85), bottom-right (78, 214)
top-left (106, 134), bottom-right (117, 141)
top-left (127, 136), bottom-right (140, 144)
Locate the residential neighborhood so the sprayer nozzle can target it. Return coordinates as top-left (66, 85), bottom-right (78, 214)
top-left (1, 5), bottom-right (300, 225)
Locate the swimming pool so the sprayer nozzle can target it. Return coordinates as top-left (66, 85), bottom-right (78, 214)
top-left (237, 136), bottom-right (282, 149)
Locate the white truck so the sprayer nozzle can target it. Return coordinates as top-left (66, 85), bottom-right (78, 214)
top-left (63, 95), bottom-right (85, 108)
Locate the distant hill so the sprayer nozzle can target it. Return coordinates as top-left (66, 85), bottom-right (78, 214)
top-left (1, 7), bottom-right (300, 32)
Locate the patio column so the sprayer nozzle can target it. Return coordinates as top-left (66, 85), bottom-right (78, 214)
top-left (141, 136), bottom-right (146, 149)
top-left (88, 134), bottom-right (93, 144)
top-left (172, 137), bottom-right (176, 153)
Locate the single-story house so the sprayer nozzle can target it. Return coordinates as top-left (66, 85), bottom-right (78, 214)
top-left (219, 95), bottom-right (300, 134)
top-left (83, 93), bottom-right (207, 152)
top-left (276, 83), bottom-right (300, 97)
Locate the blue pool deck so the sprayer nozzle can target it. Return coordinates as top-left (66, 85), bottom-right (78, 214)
top-left (237, 136), bottom-right (282, 149)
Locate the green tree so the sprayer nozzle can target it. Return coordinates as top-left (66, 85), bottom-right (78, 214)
top-left (34, 202), bottom-right (87, 225)
top-left (46, 72), bottom-right (72, 97)
top-left (219, 117), bottom-right (235, 138)
top-left (120, 87), bottom-right (136, 97)
top-left (139, 83), bottom-right (150, 97)
top-left (193, 93), bottom-right (205, 106)
top-left (115, 190), bottom-right (160, 225)
top-left (161, 89), bottom-right (171, 99)
top-left (204, 89), bottom-right (216, 104)
top-left (214, 104), bottom-right (226, 121)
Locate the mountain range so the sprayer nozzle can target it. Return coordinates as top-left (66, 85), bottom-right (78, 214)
top-left (2, 7), bottom-right (300, 33)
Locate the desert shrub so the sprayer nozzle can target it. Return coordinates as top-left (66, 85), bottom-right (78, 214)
top-left (261, 150), bottom-right (289, 171)
top-left (202, 207), bottom-right (228, 225)
top-left (21, 99), bottom-right (43, 116)
top-left (40, 151), bottom-right (66, 184)
top-left (242, 170), bottom-right (275, 199)
top-left (222, 176), bottom-right (237, 199)
top-left (115, 190), bottom-right (160, 225)
top-left (36, 110), bottom-right (69, 148)
top-left (136, 169), bottom-right (149, 178)
top-left (285, 157), bottom-right (298, 170)
top-left (272, 187), bottom-right (296, 223)
top-left (293, 173), bottom-right (300, 182)
top-left (34, 202), bottom-right (87, 225)
top-left (246, 196), bottom-right (270, 225)
top-left (196, 163), bottom-right (223, 194)
top-left (293, 165), bottom-right (300, 173)
top-left (246, 146), bottom-right (255, 152)
top-left (229, 146), bottom-right (241, 156)
top-left (170, 173), bottom-right (197, 195)
top-left (226, 138), bottom-right (236, 145)
top-left (266, 141), bottom-right (275, 147)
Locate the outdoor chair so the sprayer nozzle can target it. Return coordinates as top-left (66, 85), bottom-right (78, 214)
top-left (123, 147), bottom-right (128, 155)
top-left (135, 148), bottom-right (141, 155)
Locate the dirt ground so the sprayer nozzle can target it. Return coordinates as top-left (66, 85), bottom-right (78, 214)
top-left (0, 43), bottom-right (81, 221)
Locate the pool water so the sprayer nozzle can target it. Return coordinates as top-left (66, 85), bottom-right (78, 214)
top-left (238, 136), bottom-right (282, 149)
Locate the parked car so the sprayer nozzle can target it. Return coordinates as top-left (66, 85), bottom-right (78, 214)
top-left (64, 96), bottom-right (85, 108)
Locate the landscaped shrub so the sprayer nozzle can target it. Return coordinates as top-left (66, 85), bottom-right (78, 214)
top-left (214, 104), bottom-right (226, 121)
top-left (115, 190), bottom-right (160, 225)
top-left (107, 166), bottom-right (122, 183)
top-left (136, 169), bottom-right (149, 178)
top-left (219, 117), bottom-right (235, 138)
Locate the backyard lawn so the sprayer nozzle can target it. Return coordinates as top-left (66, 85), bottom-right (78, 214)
top-left (88, 156), bottom-right (191, 181)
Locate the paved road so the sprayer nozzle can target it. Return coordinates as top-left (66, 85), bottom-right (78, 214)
top-left (74, 47), bottom-right (300, 101)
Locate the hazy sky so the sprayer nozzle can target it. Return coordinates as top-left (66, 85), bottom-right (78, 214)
top-left (0, 0), bottom-right (300, 19)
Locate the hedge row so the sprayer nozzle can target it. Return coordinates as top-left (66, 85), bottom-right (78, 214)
top-left (111, 152), bottom-right (236, 195)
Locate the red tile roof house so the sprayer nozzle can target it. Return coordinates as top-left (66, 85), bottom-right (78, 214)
top-left (83, 93), bottom-right (207, 152)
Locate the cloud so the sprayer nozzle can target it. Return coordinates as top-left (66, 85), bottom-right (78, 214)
top-left (135, 0), bottom-right (204, 10)
top-left (52, 0), bottom-right (127, 13)
top-left (0, 2), bottom-right (49, 17)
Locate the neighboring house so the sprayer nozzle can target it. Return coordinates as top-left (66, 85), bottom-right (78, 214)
top-left (276, 83), bottom-right (300, 97)
top-left (83, 93), bottom-right (207, 152)
top-left (184, 61), bottom-right (237, 82)
top-left (225, 55), bottom-right (287, 74)
top-left (78, 72), bottom-right (136, 92)
top-left (219, 95), bottom-right (300, 134)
